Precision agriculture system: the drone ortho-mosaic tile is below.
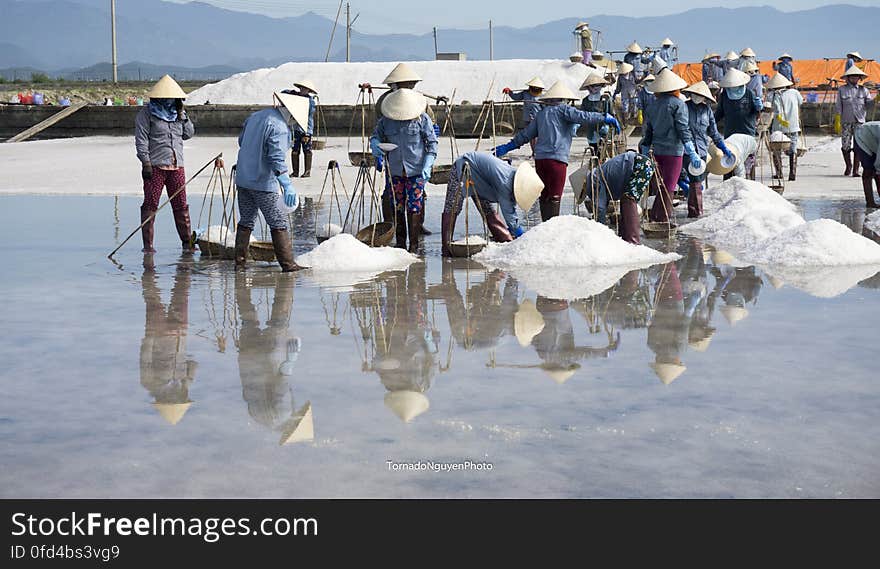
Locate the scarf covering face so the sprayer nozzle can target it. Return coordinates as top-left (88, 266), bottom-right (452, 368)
top-left (726, 86), bottom-right (747, 100)
top-left (148, 98), bottom-right (178, 122)
top-left (690, 94), bottom-right (705, 105)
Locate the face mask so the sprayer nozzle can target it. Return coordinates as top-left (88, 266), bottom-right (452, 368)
top-left (588, 88), bottom-right (602, 101)
top-left (690, 94), bottom-right (705, 105)
top-left (726, 86), bottom-right (747, 100)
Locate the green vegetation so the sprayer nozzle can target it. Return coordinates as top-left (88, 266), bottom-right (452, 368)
top-left (30, 72), bottom-right (51, 83)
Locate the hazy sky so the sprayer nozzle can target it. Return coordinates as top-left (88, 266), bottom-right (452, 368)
top-left (165, 1), bottom-right (875, 33)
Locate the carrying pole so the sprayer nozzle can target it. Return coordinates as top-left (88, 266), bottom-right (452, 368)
top-left (108, 154), bottom-right (222, 259)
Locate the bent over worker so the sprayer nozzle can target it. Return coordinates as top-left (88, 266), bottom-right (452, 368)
top-left (233, 92), bottom-right (307, 272)
top-left (441, 152), bottom-right (544, 256)
top-left (854, 121), bottom-right (880, 208)
top-left (492, 81), bottom-right (619, 221)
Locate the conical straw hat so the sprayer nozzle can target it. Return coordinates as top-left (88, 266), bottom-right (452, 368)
top-left (279, 402), bottom-right (314, 445)
top-left (540, 81), bottom-right (578, 101)
top-left (702, 52), bottom-right (720, 61)
top-left (740, 47), bottom-right (756, 57)
top-left (683, 80), bottom-right (716, 103)
top-left (384, 391), bottom-right (430, 422)
top-left (513, 162), bottom-right (544, 211)
top-left (766, 73), bottom-right (793, 90)
top-left (641, 73), bottom-right (655, 84)
top-left (847, 51), bottom-right (862, 60)
top-left (842, 66), bottom-right (867, 78)
top-left (383, 62), bottom-right (422, 85)
top-left (743, 61), bottom-right (760, 74)
top-left (707, 142), bottom-right (738, 176)
top-left (542, 366), bottom-right (577, 384)
top-left (380, 88), bottom-right (427, 121)
top-left (580, 73), bottom-right (608, 89)
top-left (649, 68), bottom-right (687, 94)
top-left (689, 333), bottom-right (715, 352)
top-left (147, 75), bottom-right (187, 99)
top-left (274, 91), bottom-right (311, 131)
top-left (778, 53), bottom-right (792, 60)
top-left (719, 68), bottom-right (750, 88)
top-left (616, 62), bottom-right (634, 75)
top-left (569, 52), bottom-right (584, 61)
top-left (661, 37), bottom-right (674, 46)
top-left (627, 41), bottom-right (643, 54)
top-left (293, 79), bottom-right (317, 94)
top-left (651, 362), bottom-right (686, 385)
top-left (153, 402), bottom-right (191, 425)
top-left (721, 305), bottom-right (749, 325)
top-left (574, 21), bottom-right (589, 29)
top-left (711, 248), bottom-right (734, 265)
top-left (525, 76), bottom-right (546, 89)
top-left (724, 51), bottom-right (739, 61)
top-left (514, 299), bottom-right (545, 347)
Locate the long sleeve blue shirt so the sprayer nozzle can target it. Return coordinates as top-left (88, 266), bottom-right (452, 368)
top-left (370, 114), bottom-right (438, 178)
top-left (686, 101), bottom-right (724, 157)
top-left (641, 94), bottom-right (693, 156)
top-left (235, 108), bottom-right (291, 193)
top-left (508, 90), bottom-right (541, 124)
top-left (638, 87), bottom-right (656, 112)
top-left (510, 104), bottom-right (604, 164)
top-left (715, 90), bottom-right (763, 137)
top-left (451, 151), bottom-right (520, 233)
top-left (624, 52), bottom-right (652, 80)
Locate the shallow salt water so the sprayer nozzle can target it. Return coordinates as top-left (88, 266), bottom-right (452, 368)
top-left (1, 194), bottom-right (879, 498)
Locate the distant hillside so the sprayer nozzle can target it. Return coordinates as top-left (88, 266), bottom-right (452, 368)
top-left (0, 1), bottom-right (877, 72)
top-left (56, 61), bottom-right (245, 81)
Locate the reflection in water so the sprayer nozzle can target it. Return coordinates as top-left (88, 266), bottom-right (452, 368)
top-left (235, 272), bottom-right (313, 445)
top-left (139, 254), bottom-right (197, 425)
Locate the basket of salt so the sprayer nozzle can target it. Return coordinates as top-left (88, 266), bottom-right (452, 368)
top-left (641, 221), bottom-right (676, 239)
top-left (348, 151), bottom-right (375, 167)
top-left (355, 221), bottom-right (395, 247)
top-left (447, 234), bottom-right (488, 257)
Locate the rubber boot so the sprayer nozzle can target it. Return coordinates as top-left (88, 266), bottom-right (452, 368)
top-left (172, 205), bottom-right (195, 252)
top-left (862, 173), bottom-right (880, 208)
top-left (485, 210), bottom-right (513, 243)
top-left (788, 154), bottom-right (797, 182)
top-left (140, 206), bottom-right (156, 253)
top-left (395, 210), bottom-right (407, 248)
top-left (772, 152), bottom-right (784, 180)
top-left (406, 212), bottom-right (423, 254)
top-left (234, 224), bottom-right (252, 268)
top-left (270, 228), bottom-right (303, 272)
top-left (291, 151), bottom-right (300, 178)
top-left (619, 197), bottom-right (641, 245)
top-left (302, 151), bottom-right (312, 178)
top-left (852, 152), bottom-right (861, 177)
top-left (419, 195), bottom-right (432, 235)
top-left (441, 212), bottom-right (454, 257)
top-left (381, 192), bottom-right (395, 223)
top-left (843, 149), bottom-right (852, 176)
top-left (687, 179), bottom-right (703, 218)
top-left (539, 198), bottom-right (561, 222)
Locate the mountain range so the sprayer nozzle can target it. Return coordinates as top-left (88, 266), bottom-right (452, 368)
top-left (1, 0), bottom-right (877, 80)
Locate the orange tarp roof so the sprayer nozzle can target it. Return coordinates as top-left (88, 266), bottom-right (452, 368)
top-left (673, 59), bottom-right (880, 89)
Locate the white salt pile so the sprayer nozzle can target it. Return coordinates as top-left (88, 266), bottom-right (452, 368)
top-left (473, 216), bottom-right (679, 300)
top-left (742, 219), bottom-right (880, 266)
top-left (475, 215), bottom-right (680, 267)
top-left (187, 59), bottom-right (603, 106)
top-left (316, 222), bottom-right (343, 239)
top-left (298, 233), bottom-right (418, 272)
top-left (866, 210), bottom-right (880, 234)
top-left (451, 235), bottom-right (488, 246)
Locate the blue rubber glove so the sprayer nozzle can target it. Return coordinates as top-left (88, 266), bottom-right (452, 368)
top-left (598, 124), bottom-right (610, 137)
top-left (433, 124), bottom-right (441, 137)
top-left (278, 174), bottom-right (299, 211)
top-left (375, 155), bottom-right (384, 172)
top-left (421, 154), bottom-right (436, 181)
top-left (512, 225), bottom-right (524, 238)
top-left (492, 141), bottom-right (518, 157)
top-left (717, 139), bottom-right (734, 160)
top-left (369, 137), bottom-right (382, 159)
top-left (677, 178), bottom-right (690, 194)
top-left (684, 141), bottom-right (701, 168)
top-left (603, 114), bottom-right (621, 133)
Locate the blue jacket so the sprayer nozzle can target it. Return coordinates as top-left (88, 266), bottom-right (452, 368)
top-left (715, 90), bottom-right (763, 137)
top-left (615, 73), bottom-right (637, 98)
top-left (686, 101), bottom-right (724, 157)
top-left (747, 73), bottom-right (765, 99)
top-left (658, 46), bottom-right (677, 68)
top-left (510, 104), bottom-right (604, 163)
top-left (624, 52), bottom-right (652, 80)
top-left (775, 60), bottom-right (794, 81)
top-left (637, 87), bottom-right (655, 112)
top-left (508, 90), bottom-right (541, 124)
top-left (581, 151), bottom-right (638, 222)
top-left (370, 114), bottom-right (438, 178)
top-left (581, 96), bottom-right (613, 143)
top-left (702, 60), bottom-right (723, 83)
top-left (235, 108), bottom-right (291, 193)
top-left (451, 152), bottom-right (520, 233)
top-left (641, 94), bottom-right (693, 156)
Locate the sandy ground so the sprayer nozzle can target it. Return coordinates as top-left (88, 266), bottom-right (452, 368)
top-left (0, 134), bottom-right (864, 201)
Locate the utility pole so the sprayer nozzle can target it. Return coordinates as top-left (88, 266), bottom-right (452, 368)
top-left (345, 2), bottom-right (350, 63)
top-left (489, 20), bottom-right (493, 61)
top-left (433, 27), bottom-right (438, 60)
top-left (111, 0), bottom-right (118, 83)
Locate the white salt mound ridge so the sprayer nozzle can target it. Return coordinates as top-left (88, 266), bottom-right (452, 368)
top-left (298, 233), bottom-right (418, 271)
top-left (742, 219), bottom-right (880, 266)
top-left (474, 215), bottom-right (680, 268)
top-left (187, 59), bottom-right (604, 106)
top-left (866, 210), bottom-right (880, 234)
top-left (316, 222), bottom-right (343, 238)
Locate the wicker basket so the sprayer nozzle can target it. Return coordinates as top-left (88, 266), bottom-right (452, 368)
top-left (641, 221), bottom-right (677, 239)
top-left (348, 151), bottom-right (375, 167)
top-left (196, 238), bottom-right (276, 261)
top-left (769, 140), bottom-right (790, 153)
top-left (249, 241), bottom-right (276, 261)
top-left (447, 240), bottom-right (487, 257)
top-left (355, 222), bottom-right (395, 247)
top-left (429, 164), bottom-right (453, 185)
